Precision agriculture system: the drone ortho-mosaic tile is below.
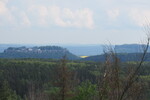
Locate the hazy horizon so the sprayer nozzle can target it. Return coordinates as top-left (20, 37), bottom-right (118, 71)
top-left (0, 43), bottom-right (146, 56)
top-left (0, 43), bottom-right (146, 46)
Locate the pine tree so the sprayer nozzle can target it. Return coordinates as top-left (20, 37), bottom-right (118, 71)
top-left (0, 80), bottom-right (22, 100)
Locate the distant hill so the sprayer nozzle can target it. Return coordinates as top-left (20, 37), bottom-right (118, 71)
top-left (0, 46), bottom-right (79, 60)
top-left (82, 53), bottom-right (150, 62)
top-left (114, 44), bottom-right (150, 53)
top-left (0, 44), bottom-right (150, 56)
top-left (0, 44), bottom-right (104, 56)
top-left (67, 44), bottom-right (149, 56)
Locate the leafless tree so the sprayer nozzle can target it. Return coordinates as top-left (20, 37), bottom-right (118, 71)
top-left (55, 56), bottom-right (74, 100)
top-left (97, 34), bottom-right (150, 100)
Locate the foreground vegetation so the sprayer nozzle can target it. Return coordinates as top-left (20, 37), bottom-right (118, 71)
top-left (0, 57), bottom-right (150, 100)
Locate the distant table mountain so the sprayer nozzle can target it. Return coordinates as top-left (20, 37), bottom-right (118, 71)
top-left (114, 44), bottom-right (150, 53)
top-left (0, 46), bottom-right (79, 60)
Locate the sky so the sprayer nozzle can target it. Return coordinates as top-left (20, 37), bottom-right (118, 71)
top-left (0, 0), bottom-right (150, 45)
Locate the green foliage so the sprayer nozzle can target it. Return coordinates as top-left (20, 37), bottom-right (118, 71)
top-left (0, 81), bottom-right (22, 100)
top-left (73, 81), bottom-right (97, 100)
top-left (140, 75), bottom-right (150, 81)
top-left (43, 82), bottom-right (60, 95)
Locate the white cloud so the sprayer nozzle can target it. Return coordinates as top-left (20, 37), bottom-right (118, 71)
top-left (49, 6), bottom-right (94, 29)
top-left (1, 0), bottom-right (9, 3)
top-left (0, 1), bottom-right (14, 25)
top-left (129, 8), bottom-right (150, 26)
top-left (38, 6), bottom-right (48, 17)
top-left (10, 6), bottom-right (18, 12)
top-left (0, 1), bottom-right (7, 14)
top-left (28, 5), bottom-right (49, 25)
top-left (0, 0), bottom-right (95, 29)
top-left (28, 5), bottom-right (94, 29)
top-left (49, 5), bottom-right (67, 27)
top-left (20, 12), bottom-right (31, 26)
top-left (37, 6), bottom-right (49, 25)
top-left (107, 9), bottom-right (120, 20)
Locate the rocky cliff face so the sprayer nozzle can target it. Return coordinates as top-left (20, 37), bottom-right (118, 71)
top-left (4, 46), bottom-right (68, 53)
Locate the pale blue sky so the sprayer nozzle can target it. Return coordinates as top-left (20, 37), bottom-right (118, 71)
top-left (0, 0), bottom-right (150, 45)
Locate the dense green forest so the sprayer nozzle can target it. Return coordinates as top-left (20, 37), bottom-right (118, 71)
top-left (0, 58), bottom-right (150, 100)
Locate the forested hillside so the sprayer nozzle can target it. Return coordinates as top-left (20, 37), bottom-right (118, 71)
top-left (0, 58), bottom-right (150, 100)
top-left (82, 53), bottom-right (150, 62)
